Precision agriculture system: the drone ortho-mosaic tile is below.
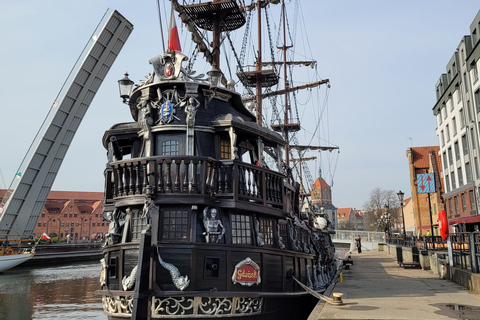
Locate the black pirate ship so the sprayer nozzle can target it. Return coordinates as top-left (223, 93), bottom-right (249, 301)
top-left (98, 1), bottom-right (338, 319)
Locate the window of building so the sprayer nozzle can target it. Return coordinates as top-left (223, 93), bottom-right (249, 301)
top-left (454, 141), bottom-right (460, 160)
top-left (437, 113), bottom-right (443, 126)
top-left (38, 222), bottom-right (41, 227)
top-left (475, 90), bottom-right (480, 113)
top-left (471, 128), bottom-right (476, 150)
top-left (443, 152), bottom-right (448, 169)
top-left (476, 157), bottom-right (480, 179)
top-left (464, 72), bottom-right (469, 92)
top-left (445, 174), bottom-right (450, 193)
top-left (458, 167), bottom-right (464, 186)
top-left (220, 137), bottom-right (231, 159)
top-left (470, 190), bottom-right (476, 210)
top-left (259, 218), bottom-right (275, 246)
top-left (472, 62), bottom-right (478, 83)
top-left (461, 193), bottom-right (467, 212)
top-left (66, 222), bottom-right (69, 226)
top-left (440, 131), bottom-right (445, 147)
top-left (161, 210), bottom-right (188, 241)
top-left (451, 171), bottom-right (456, 189)
top-left (446, 124), bottom-right (450, 142)
top-left (460, 108), bottom-right (465, 128)
top-left (231, 214), bottom-right (252, 245)
top-left (467, 100), bottom-right (473, 121)
top-left (449, 198), bottom-right (453, 217)
top-left (461, 134), bottom-right (468, 155)
top-left (448, 147), bottom-right (453, 165)
top-left (452, 117), bottom-right (457, 136)
top-left (466, 162), bottom-right (473, 183)
top-left (454, 196), bottom-right (459, 215)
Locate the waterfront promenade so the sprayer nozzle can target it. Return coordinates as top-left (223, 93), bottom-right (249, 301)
top-left (309, 250), bottom-right (480, 320)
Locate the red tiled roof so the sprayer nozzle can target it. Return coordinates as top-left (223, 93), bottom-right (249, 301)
top-left (312, 178), bottom-right (330, 188)
top-left (47, 190), bottom-right (104, 200)
top-left (411, 146), bottom-right (439, 169)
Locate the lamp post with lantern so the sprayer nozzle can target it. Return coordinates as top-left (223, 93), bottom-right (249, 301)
top-left (118, 73), bottom-right (134, 103)
top-left (397, 190), bottom-right (406, 237)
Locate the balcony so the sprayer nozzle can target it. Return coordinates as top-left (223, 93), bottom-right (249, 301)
top-left (105, 156), bottom-right (293, 215)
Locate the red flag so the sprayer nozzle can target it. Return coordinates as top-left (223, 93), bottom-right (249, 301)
top-left (41, 233), bottom-right (50, 241)
top-left (168, 4), bottom-right (181, 52)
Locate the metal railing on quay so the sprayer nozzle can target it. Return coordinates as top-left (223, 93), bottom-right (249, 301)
top-left (385, 231), bottom-right (480, 274)
top-left (332, 230), bottom-right (385, 242)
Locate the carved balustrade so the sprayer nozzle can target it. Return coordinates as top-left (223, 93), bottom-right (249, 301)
top-left (105, 156), bottom-right (285, 209)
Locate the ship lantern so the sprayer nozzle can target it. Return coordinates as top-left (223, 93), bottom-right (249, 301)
top-left (118, 72), bottom-right (134, 103)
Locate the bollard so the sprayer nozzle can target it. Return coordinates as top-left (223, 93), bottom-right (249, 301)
top-left (332, 293), bottom-right (344, 305)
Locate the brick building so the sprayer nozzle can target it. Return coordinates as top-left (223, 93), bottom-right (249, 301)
top-left (0, 189), bottom-right (107, 242)
top-left (336, 208), bottom-right (364, 231)
top-left (310, 176), bottom-right (337, 228)
top-left (406, 147), bottom-right (445, 236)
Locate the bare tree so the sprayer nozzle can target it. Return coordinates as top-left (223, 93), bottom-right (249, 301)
top-left (363, 187), bottom-right (400, 233)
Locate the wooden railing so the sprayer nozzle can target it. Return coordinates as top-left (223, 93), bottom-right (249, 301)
top-left (105, 156), bottom-right (286, 209)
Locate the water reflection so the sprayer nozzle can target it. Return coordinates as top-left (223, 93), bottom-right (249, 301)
top-left (0, 249), bottom-right (349, 320)
top-left (0, 261), bottom-right (104, 320)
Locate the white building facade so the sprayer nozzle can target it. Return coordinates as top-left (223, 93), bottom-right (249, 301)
top-left (433, 10), bottom-right (480, 231)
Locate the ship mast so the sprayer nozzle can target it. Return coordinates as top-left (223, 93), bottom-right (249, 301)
top-left (255, 0), bottom-right (263, 125)
top-left (280, 0), bottom-right (293, 168)
top-left (181, 0), bottom-right (246, 80)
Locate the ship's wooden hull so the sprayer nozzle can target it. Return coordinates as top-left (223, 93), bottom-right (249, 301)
top-left (99, 239), bottom-right (336, 320)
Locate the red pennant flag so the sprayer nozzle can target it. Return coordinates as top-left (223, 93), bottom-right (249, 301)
top-left (168, 5), bottom-right (182, 52)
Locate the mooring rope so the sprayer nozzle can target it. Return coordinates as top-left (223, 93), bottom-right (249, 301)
top-left (292, 276), bottom-right (340, 305)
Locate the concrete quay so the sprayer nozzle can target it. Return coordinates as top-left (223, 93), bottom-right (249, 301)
top-left (309, 250), bottom-right (480, 320)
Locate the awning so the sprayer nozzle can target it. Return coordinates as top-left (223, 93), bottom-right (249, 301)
top-left (448, 214), bottom-right (480, 225)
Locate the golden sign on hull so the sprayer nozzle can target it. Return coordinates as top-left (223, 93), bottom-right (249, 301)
top-left (231, 257), bottom-right (261, 286)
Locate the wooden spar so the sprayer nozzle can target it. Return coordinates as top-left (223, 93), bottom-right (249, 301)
top-left (242, 79), bottom-right (330, 103)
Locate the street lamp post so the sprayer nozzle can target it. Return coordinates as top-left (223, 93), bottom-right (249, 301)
top-left (397, 190), bottom-right (406, 237)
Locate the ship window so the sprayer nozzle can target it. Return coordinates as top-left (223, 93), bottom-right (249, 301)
top-left (132, 209), bottom-right (149, 240)
top-left (259, 218), bottom-right (274, 245)
top-left (163, 140), bottom-right (179, 155)
top-left (220, 137), bottom-right (231, 159)
top-left (162, 210), bottom-right (189, 240)
top-left (231, 214), bottom-right (252, 245)
top-left (156, 134), bottom-right (184, 156)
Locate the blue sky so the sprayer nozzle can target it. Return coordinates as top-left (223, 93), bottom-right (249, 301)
top-left (0, 1), bottom-right (479, 209)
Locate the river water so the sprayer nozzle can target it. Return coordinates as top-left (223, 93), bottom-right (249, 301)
top-left (0, 248), bottom-right (349, 320)
top-left (0, 261), bottom-right (104, 320)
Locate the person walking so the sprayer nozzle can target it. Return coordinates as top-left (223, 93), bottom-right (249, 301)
top-left (355, 235), bottom-right (362, 253)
